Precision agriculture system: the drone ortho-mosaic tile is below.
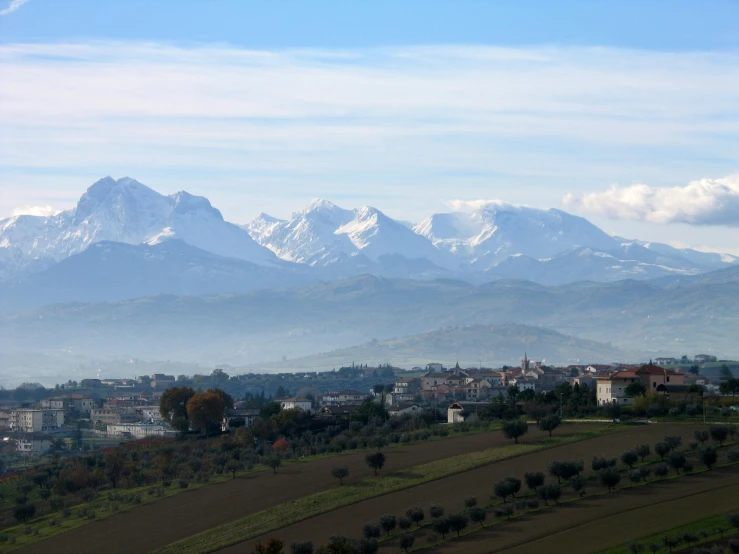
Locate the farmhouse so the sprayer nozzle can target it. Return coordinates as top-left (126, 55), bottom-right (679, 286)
top-left (280, 397), bottom-right (313, 411)
top-left (597, 364), bottom-right (686, 405)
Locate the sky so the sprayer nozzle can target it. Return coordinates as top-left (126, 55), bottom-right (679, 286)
top-left (1, 0), bottom-right (739, 253)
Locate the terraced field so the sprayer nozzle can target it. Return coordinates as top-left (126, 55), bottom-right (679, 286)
top-left (17, 425), bottom-right (582, 554)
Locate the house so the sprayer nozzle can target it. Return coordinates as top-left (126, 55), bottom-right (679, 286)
top-left (66, 395), bottom-right (94, 416)
top-left (319, 390), bottom-right (368, 407)
top-left (16, 434), bottom-right (53, 455)
top-left (150, 374), bottom-right (176, 389)
top-left (694, 354), bottom-right (717, 363)
top-left (511, 377), bottom-right (536, 392)
top-left (221, 408), bottom-right (260, 431)
top-left (280, 397), bottom-right (312, 411)
top-left (9, 409), bottom-right (65, 433)
top-left (387, 403), bottom-right (423, 417)
top-left (447, 402), bottom-right (465, 423)
top-left (596, 364), bottom-right (685, 405)
top-left (40, 398), bottom-right (67, 410)
top-left (318, 405), bottom-right (353, 420)
top-left (0, 410), bottom-right (9, 431)
top-left (107, 423), bottom-right (176, 439)
top-left (393, 378), bottom-right (420, 396)
top-left (655, 357), bottom-right (679, 365)
top-left (90, 408), bottom-right (140, 425)
top-left (426, 363), bottom-right (444, 372)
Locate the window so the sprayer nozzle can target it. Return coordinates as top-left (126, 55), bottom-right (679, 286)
top-left (666, 376), bottom-right (670, 382)
top-left (653, 382), bottom-right (656, 388)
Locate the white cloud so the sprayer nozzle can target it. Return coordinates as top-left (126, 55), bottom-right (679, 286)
top-left (11, 205), bottom-right (58, 217)
top-left (446, 199), bottom-right (512, 212)
top-left (0, 0), bottom-right (30, 16)
top-left (564, 175), bottom-right (739, 227)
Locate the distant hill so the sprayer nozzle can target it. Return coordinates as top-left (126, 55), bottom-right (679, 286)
top-left (260, 324), bottom-right (642, 372)
top-left (2, 268), bottom-right (737, 376)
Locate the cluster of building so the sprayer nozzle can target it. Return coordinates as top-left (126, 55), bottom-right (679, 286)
top-left (0, 378), bottom-right (181, 456)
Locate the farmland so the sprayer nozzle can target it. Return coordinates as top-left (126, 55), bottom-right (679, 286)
top-left (13, 424), bottom-right (591, 554)
top-left (214, 423), bottom-right (705, 553)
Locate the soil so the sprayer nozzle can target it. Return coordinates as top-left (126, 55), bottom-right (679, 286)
top-left (18, 425), bottom-right (583, 554)
top-left (217, 423), bottom-right (703, 553)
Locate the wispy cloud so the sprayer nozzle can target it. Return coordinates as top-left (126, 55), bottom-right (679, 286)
top-left (564, 175), bottom-right (739, 227)
top-left (0, 41), bottom-right (738, 229)
top-left (0, 0), bottom-right (30, 16)
top-left (447, 199), bottom-right (513, 212)
top-left (11, 205), bottom-right (58, 217)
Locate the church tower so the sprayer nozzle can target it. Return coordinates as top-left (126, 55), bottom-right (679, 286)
top-left (522, 352), bottom-right (530, 371)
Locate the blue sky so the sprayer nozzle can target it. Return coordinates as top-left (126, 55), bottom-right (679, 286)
top-left (1, 0), bottom-right (739, 252)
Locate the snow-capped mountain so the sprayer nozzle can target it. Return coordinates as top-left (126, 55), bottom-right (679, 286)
top-left (1, 177), bottom-right (736, 308)
top-left (0, 176), bottom-right (277, 277)
top-left (414, 202), bottom-right (618, 270)
top-left (246, 199), bottom-right (454, 271)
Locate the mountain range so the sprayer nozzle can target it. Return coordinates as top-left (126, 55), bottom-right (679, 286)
top-left (0, 176), bottom-right (736, 312)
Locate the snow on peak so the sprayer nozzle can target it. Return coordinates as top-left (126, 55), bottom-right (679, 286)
top-left (0, 177), bottom-right (276, 272)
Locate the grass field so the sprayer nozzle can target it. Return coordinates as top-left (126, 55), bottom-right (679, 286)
top-left (155, 427), bottom-right (614, 554)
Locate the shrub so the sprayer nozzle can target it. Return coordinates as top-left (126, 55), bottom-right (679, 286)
top-left (178, 478), bottom-right (190, 489)
top-left (464, 496), bottom-right (477, 508)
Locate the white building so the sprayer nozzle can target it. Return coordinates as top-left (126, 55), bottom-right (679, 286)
top-left (16, 434), bottom-right (52, 455)
top-left (447, 402), bottom-right (465, 423)
top-left (107, 423), bottom-right (176, 439)
top-left (10, 409), bottom-right (65, 433)
top-left (280, 397), bottom-right (313, 411)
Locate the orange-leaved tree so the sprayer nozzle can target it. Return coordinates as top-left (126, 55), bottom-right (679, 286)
top-left (186, 391), bottom-right (226, 433)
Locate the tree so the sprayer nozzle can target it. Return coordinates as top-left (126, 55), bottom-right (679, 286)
top-left (379, 514), bottom-right (396, 536)
top-left (654, 463), bottom-right (668, 479)
top-left (291, 542), bottom-right (314, 554)
top-left (502, 419), bottom-right (529, 444)
top-left (494, 477), bottom-right (521, 502)
top-left (13, 503), bottom-right (36, 523)
top-left (365, 452), bottom-right (385, 476)
top-left (524, 472), bottom-right (545, 492)
top-left (429, 504), bottom-right (444, 519)
top-left (464, 496), bottom-right (477, 508)
top-left (398, 534), bottom-right (414, 553)
top-left (225, 459), bottom-right (244, 479)
top-left (664, 436), bottom-right (682, 452)
top-left (628, 469), bottom-right (643, 484)
top-left (569, 475), bottom-right (586, 497)
top-left (447, 514), bottom-right (469, 537)
top-left (694, 430), bottom-right (710, 445)
top-left (208, 387), bottom-right (234, 410)
top-left (635, 444), bottom-right (651, 462)
top-left (654, 442), bottom-right (670, 460)
top-left (667, 452), bottom-right (686, 474)
top-left (627, 543), bottom-right (645, 554)
top-left (186, 391), bottom-right (226, 433)
top-left (598, 468), bottom-right (621, 492)
top-left (621, 450), bottom-right (638, 469)
top-left (331, 467), bottom-right (349, 486)
top-left (265, 456), bottom-right (282, 474)
top-left (592, 456), bottom-right (617, 471)
top-left (699, 446), bottom-right (718, 469)
top-left (431, 517), bottom-right (450, 538)
top-left (362, 523), bottom-right (380, 540)
top-left (405, 507), bottom-right (424, 528)
top-left (317, 536), bottom-right (355, 554)
top-left (159, 387), bottom-right (196, 432)
top-left (728, 513), bottom-right (739, 531)
top-left (469, 506), bottom-right (486, 527)
top-left (625, 382), bottom-right (647, 397)
top-left (538, 415), bottom-right (561, 437)
top-left (709, 424), bottom-right (729, 446)
top-left (719, 364), bottom-right (734, 381)
top-left (355, 538), bottom-right (378, 554)
top-left (537, 483), bottom-right (561, 505)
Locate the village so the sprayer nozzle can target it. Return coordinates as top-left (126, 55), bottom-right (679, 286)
top-left (1, 352), bottom-right (736, 465)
